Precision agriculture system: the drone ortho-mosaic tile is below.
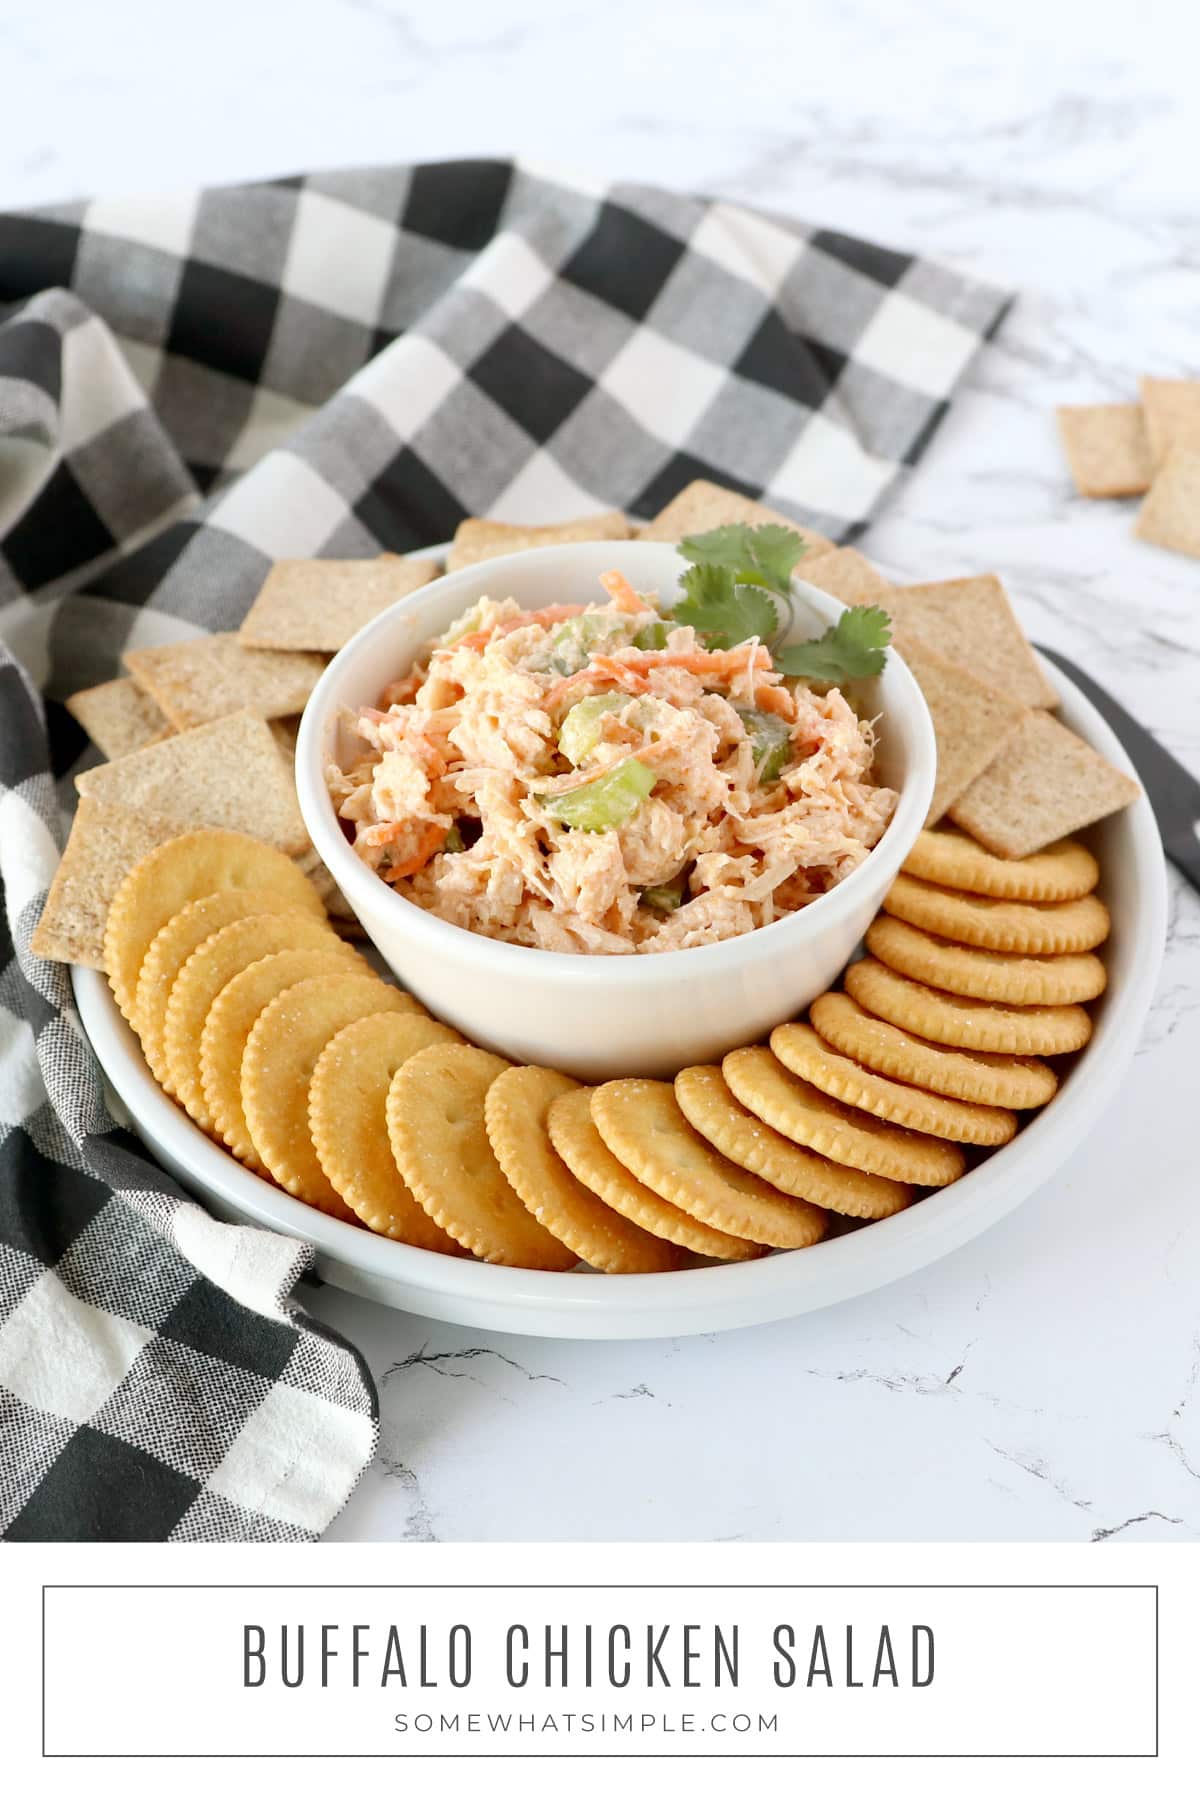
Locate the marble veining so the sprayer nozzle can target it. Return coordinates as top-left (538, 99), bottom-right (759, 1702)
top-left (3, 0), bottom-right (1196, 1543)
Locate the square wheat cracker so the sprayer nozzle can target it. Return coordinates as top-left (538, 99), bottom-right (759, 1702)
top-left (1056, 404), bottom-right (1152, 499)
top-left (269, 716), bottom-right (301, 760)
top-left (123, 633), bottom-right (327, 729)
top-left (949, 709), bottom-right (1140, 858)
top-left (74, 711), bottom-right (309, 854)
top-left (239, 555), bottom-right (440, 652)
top-left (801, 546), bottom-right (892, 607)
top-left (885, 574), bottom-right (1057, 710)
top-left (31, 798), bottom-right (182, 967)
top-left (1139, 376), bottom-right (1200, 467)
top-left (635, 480), bottom-right (835, 558)
top-left (893, 631), bottom-right (1027, 826)
top-left (1134, 447), bottom-right (1200, 560)
top-left (444, 511), bottom-right (630, 572)
top-left (65, 677), bottom-right (172, 760)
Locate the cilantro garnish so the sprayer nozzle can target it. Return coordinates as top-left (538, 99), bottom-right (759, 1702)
top-left (672, 523), bottom-right (891, 685)
top-left (678, 522), bottom-right (807, 595)
top-left (676, 564), bottom-right (778, 649)
top-left (774, 605), bottom-right (892, 682)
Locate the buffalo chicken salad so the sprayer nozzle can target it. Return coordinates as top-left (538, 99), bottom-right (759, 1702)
top-left (327, 526), bottom-right (898, 955)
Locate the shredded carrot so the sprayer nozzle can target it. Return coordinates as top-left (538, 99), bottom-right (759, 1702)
top-left (598, 570), bottom-right (644, 613)
top-left (590, 655), bottom-right (653, 692)
top-left (611, 645), bottom-right (772, 680)
top-left (753, 682), bottom-right (796, 721)
top-left (448, 628), bottom-right (494, 653)
top-left (379, 821), bottom-right (447, 883)
top-left (542, 662), bottom-right (652, 711)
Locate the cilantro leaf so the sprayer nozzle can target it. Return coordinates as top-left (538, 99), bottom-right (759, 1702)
top-left (677, 524), bottom-right (760, 575)
top-left (671, 519), bottom-right (888, 684)
top-left (740, 523), bottom-right (808, 592)
top-left (677, 522), bottom-right (808, 595)
top-left (773, 606), bottom-right (892, 683)
top-left (674, 563), bottom-right (778, 649)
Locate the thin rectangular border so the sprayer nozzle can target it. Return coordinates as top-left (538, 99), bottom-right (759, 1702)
top-left (41, 1583), bottom-right (1159, 1760)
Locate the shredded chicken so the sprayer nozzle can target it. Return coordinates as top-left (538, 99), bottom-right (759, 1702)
top-left (328, 580), bottom-right (897, 953)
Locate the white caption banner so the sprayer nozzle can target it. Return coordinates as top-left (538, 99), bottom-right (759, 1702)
top-left (43, 1582), bottom-right (1155, 1758)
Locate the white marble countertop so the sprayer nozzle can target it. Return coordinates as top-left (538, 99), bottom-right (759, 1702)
top-left (7, 0), bottom-right (1198, 1543)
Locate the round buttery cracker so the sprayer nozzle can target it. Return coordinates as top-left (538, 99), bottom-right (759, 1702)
top-left (771, 1021), bottom-right (1018, 1146)
top-left (308, 1011), bottom-right (465, 1253)
top-left (590, 1080), bottom-right (827, 1251)
top-left (485, 1066), bottom-right (682, 1273)
top-left (104, 829), bottom-right (326, 1021)
top-left (811, 991), bottom-right (1058, 1110)
top-left (164, 911), bottom-right (360, 1128)
top-left (241, 974), bottom-right (416, 1218)
top-left (883, 872), bottom-right (1110, 955)
top-left (547, 1089), bottom-right (762, 1262)
top-left (846, 957), bottom-right (1093, 1056)
top-left (200, 948), bottom-right (387, 1172)
top-left (674, 1064), bottom-right (911, 1220)
top-left (865, 915), bottom-right (1108, 1006)
top-left (134, 890), bottom-right (315, 1090)
top-left (386, 1045), bottom-right (578, 1270)
top-left (902, 829), bottom-right (1099, 902)
top-left (723, 1046), bottom-right (966, 1186)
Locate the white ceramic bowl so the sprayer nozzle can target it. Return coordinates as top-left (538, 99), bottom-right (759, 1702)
top-left (295, 541), bottom-right (936, 1080)
top-left (73, 642), bottom-right (1166, 1339)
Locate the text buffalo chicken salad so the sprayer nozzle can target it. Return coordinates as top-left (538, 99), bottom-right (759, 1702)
top-left (328, 525), bottom-right (897, 954)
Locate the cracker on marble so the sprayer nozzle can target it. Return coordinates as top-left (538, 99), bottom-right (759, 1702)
top-left (1057, 403), bottom-right (1152, 499)
top-left (1134, 445), bottom-right (1200, 560)
top-left (1139, 376), bottom-right (1200, 468)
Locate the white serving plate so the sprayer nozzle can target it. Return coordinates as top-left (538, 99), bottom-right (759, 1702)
top-left (71, 617), bottom-right (1166, 1340)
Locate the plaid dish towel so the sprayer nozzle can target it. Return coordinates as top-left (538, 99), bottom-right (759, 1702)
top-left (0, 159), bottom-right (1010, 1542)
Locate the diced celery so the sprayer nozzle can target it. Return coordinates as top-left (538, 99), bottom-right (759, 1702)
top-left (537, 758), bottom-right (656, 831)
top-left (558, 693), bottom-right (627, 764)
top-left (640, 876), bottom-right (686, 911)
top-left (633, 619), bottom-right (668, 651)
top-left (548, 612), bottom-right (622, 675)
top-left (736, 706), bottom-right (792, 782)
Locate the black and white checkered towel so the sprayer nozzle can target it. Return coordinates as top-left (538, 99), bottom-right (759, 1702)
top-left (0, 160), bottom-right (1010, 1541)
